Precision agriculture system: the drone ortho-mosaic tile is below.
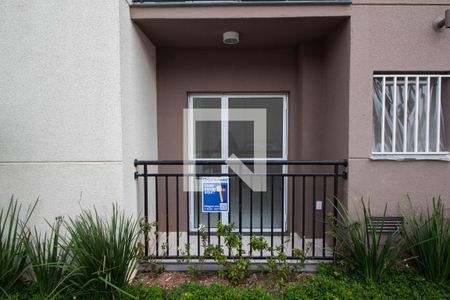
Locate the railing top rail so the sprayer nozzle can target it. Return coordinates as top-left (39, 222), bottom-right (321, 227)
top-left (134, 159), bottom-right (348, 166)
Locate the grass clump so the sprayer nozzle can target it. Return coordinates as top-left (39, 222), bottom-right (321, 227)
top-left (328, 199), bottom-right (402, 282)
top-left (402, 197), bottom-right (450, 284)
top-left (0, 197), bottom-right (36, 293)
top-left (283, 263), bottom-right (449, 300)
top-left (64, 205), bottom-right (140, 298)
top-left (26, 218), bottom-right (76, 299)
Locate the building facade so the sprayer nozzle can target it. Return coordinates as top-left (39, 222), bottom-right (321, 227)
top-left (1, 0), bottom-right (449, 259)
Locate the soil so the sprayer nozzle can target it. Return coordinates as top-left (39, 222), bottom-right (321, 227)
top-left (133, 271), bottom-right (314, 291)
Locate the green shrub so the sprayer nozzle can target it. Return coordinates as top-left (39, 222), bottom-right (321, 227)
top-left (328, 199), bottom-right (402, 282)
top-left (402, 197), bottom-right (450, 284)
top-left (0, 197), bottom-right (36, 293)
top-left (3, 265), bottom-right (450, 300)
top-left (26, 218), bottom-right (76, 298)
top-left (64, 205), bottom-right (140, 298)
top-left (122, 282), bottom-right (275, 300)
top-left (249, 235), bottom-right (306, 288)
top-left (204, 221), bottom-right (251, 285)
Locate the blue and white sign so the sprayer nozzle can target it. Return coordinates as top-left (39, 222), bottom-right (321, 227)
top-left (202, 177), bottom-right (229, 213)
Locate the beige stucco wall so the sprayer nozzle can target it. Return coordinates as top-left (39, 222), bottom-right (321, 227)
top-left (0, 0), bottom-right (158, 228)
top-left (347, 4), bottom-right (450, 216)
top-left (0, 0), bottom-right (123, 228)
top-left (120, 0), bottom-right (159, 218)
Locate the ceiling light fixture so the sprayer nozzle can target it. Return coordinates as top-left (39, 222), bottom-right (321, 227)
top-left (223, 31), bottom-right (240, 45)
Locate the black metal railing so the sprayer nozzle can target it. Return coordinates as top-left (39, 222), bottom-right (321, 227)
top-left (134, 159), bottom-right (347, 261)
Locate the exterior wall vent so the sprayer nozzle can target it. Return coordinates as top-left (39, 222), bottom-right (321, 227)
top-left (368, 217), bottom-right (404, 233)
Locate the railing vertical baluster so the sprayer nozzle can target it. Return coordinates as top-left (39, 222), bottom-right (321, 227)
top-left (228, 181), bottom-right (231, 258)
top-left (249, 185), bottom-right (253, 256)
top-left (333, 165), bottom-right (339, 259)
top-left (281, 174), bottom-right (285, 252)
top-left (312, 176), bottom-right (316, 257)
top-left (176, 176), bottom-right (180, 257)
top-left (143, 165), bottom-right (149, 257)
top-left (393, 76), bottom-right (398, 152)
top-left (322, 176), bottom-right (327, 257)
top-left (436, 77), bottom-right (442, 152)
top-left (197, 185), bottom-right (200, 257)
top-left (291, 176), bottom-right (295, 254)
top-left (155, 176), bottom-right (159, 257)
top-left (217, 211), bottom-right (221, 248)
top-left (165, 176), bottom-right (169, 256)
top-left (238, 179), bottom-right (242, 254)
top-left (414, 76), bottom-right (420, 152)
top-left (270, 175), bottom-right (274, 256)
top-left (260, 191), bottom-right (263, 257)
top-left (302, 176), bottom-right (306, 252)
top-left (186, 177), bottom-right (190, 256)
top-left (426, 76), bottom-right (431, 152)
top-left (403, 76), bottom-right (408, 153)
top-left (381, 76), bottom-right (386, 152)
top-left (207, 205), bottom-right (211, 246)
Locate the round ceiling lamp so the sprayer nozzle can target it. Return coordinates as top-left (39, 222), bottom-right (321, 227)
top-left (223, 31), bottom-right (240, 45)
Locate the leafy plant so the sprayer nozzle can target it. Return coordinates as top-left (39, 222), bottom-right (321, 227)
top-left (0, 197), bottom-right (36, 293)
top-left (64, 204), bottom-right (140, 298)
top-left (267, 245), bottom-right (305, 287)
top-left (282, 263), bottom-right (450, 300)
top-left (328, 199), bottom-right (402, 282)
top-left (139, 219), bottom-right (165, 274)
top-left (204, 221), bottom-right (250, 285)
top-left (249, 236), bottom-right (305, 288)
top-left (183, 224), bottom-right (208, 278)
top-left (402, 197), bottom-right (450, 283)
top-left (26, 218), bottom-right (77, 299)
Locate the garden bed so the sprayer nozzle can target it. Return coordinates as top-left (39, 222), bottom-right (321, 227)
top-left (3, 264), bottom-right (450, 299)
top-left (2, 197), bottom-right (450, 299)
top-left (127, 264), bottom-right (450, 300)
top-left (134, 270), bottom-right (312, 290)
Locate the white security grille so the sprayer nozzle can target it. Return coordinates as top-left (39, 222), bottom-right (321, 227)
top-left (372, 75), bottom-right (449, 155)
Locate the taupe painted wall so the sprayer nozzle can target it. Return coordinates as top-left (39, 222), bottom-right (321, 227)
top-left (155, 23), bottom-right (350, 233)
top-left (156, 47), bottom-right (298, 161)
top-left (156, 47), bottom-right (298, 231)
top-left (347, 4), bottom-right (450, 216)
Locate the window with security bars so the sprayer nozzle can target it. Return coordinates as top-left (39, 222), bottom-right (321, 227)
top-left (372, 74), bottom-right (449, 156)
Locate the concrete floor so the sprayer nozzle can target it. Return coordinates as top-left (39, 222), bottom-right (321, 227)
top-left (146, 232), bottom-right (333, 259)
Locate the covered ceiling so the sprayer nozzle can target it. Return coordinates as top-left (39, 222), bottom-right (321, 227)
top-left (133, 17), bottom-right (347, 48)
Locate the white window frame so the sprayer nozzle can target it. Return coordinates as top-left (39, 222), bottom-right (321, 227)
top-left (187, 93), bottom-right (289, 232)
top-left (372, 74), bottom-right (450, 160)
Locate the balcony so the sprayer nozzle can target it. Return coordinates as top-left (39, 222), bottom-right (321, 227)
top-left (134, 159), bottom-right (347, 262)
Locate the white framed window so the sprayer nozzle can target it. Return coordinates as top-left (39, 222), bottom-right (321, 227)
top-left (187, 93), bottom-right (289, 232)
top-left (372, 74), bottom-right (449, 158)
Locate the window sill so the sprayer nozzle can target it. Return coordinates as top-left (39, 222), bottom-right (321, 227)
top-left (370, 153), bottom-right (450, 161)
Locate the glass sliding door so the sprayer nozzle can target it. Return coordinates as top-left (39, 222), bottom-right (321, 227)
top-left (188, 94), bottom-right (288, 232)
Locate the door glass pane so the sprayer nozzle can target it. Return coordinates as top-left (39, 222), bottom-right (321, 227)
top-left (192, 98), bottom-right (222, 229)
top-left (229, 165), bottom-right (283, 230)
top-left (193, 98), bottom-right (221, 159)
top-left (227, 97), bottom-right (285, 230)
top-left (228, 97), bottom-right (284, 158)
